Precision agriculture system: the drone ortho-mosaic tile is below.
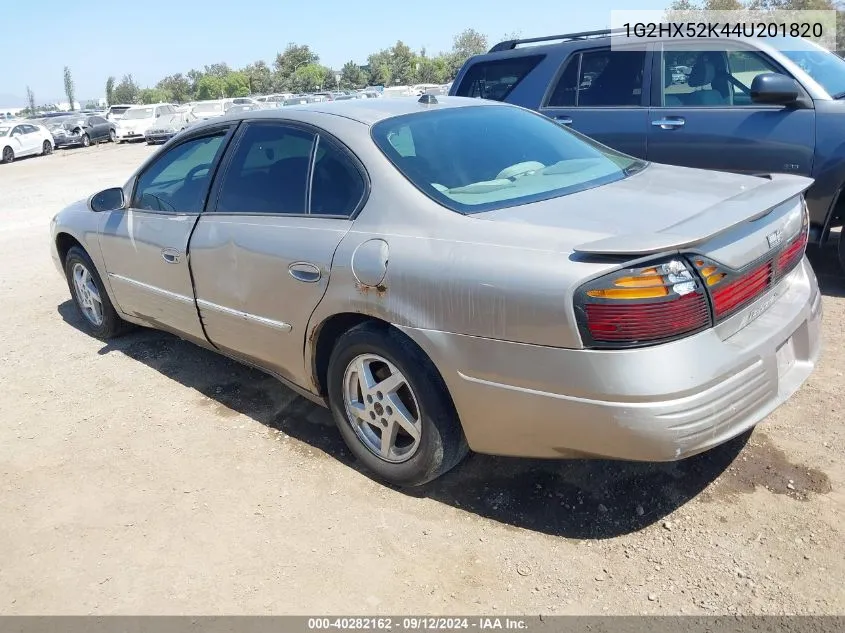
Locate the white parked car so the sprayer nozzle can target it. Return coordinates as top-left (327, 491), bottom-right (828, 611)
top-left (189, 100), bottom-right (227, 120)
top-left (0, 122), bottom-right (54, 163)
top-left (105, 104), bottom-right (134, 122)
top-left (114, 104), bottom-right (177, 143)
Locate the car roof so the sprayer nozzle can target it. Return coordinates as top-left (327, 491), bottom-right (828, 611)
top-left (192, 96), bottom-right (502, 129)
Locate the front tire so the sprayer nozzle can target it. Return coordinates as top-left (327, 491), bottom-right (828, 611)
top-left (64, 246), bottom-right (132, 339)
top-left (41, 140), bottom-right (53, 155)
top-left (81, 133), bottom-right (90, 148)
top-left (837, 229), bottom-right (845, 274)
top-left (1, 146), bottom-right (13, 163)
top-left (326, 323), bottom-right (468, 486)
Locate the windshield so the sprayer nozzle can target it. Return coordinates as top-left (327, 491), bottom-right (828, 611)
top-left (192, 102), bottom-right (223, 114)
top-left (774, 38), bottom-right (845, 97)
top-left (0, 127), bottom-right (9, 137)
top-left (123, 107), bottom-right (155, 120)
top-left (371, 106), bottom-right (643, 214)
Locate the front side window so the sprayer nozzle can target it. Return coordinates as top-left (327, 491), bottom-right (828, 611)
top-left (131, 133), bottom-right (227, 213)
top-left (660, 45), bottom-right (780, 106)
top-left (547, 49), bottom-right (646, 107)
top-left (216, 123), bottom-right (315, 214)
top-left (453, 55), bottom-right (544, 101)
top-left (372, 105), bottom-right (643, 214)
top-left (776, 37), bottom-right (845, 97)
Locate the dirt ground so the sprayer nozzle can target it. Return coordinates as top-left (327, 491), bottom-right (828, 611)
top-left (0, 142), bottom-right (843, 615)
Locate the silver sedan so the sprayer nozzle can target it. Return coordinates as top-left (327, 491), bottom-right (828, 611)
top-left (50, 97), bottom-right (822, 486)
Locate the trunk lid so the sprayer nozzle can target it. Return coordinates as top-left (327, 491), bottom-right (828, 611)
top-left (480, 163), bottom-right (812, 269)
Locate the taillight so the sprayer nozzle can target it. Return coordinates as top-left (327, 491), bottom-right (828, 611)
top-left (575, 258), bottom-right (711, 349)
top-left (690, 204), bottom-right (808, 321)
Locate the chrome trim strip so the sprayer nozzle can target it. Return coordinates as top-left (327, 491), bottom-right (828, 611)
top-left (107, 273), bottom-right (194, 304)
top-left (196, 299), bottom-right (292, 332)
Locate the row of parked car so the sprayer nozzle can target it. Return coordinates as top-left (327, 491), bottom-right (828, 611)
top-left (2, 83), bottom-right (454, 165)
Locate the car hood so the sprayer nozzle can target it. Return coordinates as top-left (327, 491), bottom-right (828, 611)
top-left (118, 116), bottom-right (154, 128)
top-left (479, 163), bottom-right (813, 255)
top-left (150, 114), bottom-right (183, 128)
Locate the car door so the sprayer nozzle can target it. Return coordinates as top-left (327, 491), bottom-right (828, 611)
top-left (88, 116), bottom-right (108, 141)
top-left (646, 41), bottom-right (815, 176)
top-left (98, 123), bottom-right (235, 342)
top-left (189, 120), bottom-right (366, 385)
top-left (17, 125), bottom-right (38, 155)
top-left (539, 47), bottom-right (652, 158)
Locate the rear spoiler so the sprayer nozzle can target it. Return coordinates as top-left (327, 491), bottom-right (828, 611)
top-left (573, 174), bottom-right (813, 255)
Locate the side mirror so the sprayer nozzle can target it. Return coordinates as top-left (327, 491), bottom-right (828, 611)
top-left (751, 73), bottom-right (800, 106)
top-left (90, 187), bottom-right (125, 213)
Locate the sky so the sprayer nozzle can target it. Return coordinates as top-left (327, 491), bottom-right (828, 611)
top-left (1, 0), bottom-right (670, 105)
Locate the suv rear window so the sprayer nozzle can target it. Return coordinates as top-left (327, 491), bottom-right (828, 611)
top-left (454, 55), bottom-right (544, 101)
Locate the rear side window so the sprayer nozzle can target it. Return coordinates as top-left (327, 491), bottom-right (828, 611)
top-left (547, 49), bottom-right (646, 107)
top-left (454, 55), bottom-right (544, 101)
top-left (215, 123), bottom-right (315, 215)
top-left (310, 136), bottom-right (366, 216)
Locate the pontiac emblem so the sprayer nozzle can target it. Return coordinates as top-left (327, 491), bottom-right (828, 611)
top-left (766, 229), bottom-right (783, 250)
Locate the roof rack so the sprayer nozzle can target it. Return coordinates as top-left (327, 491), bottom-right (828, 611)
top-left (488, 28), bottom-right (626, 53)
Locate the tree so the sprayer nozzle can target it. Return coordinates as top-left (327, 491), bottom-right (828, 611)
top-left (204, 62), bottom-right (232, 79)
top-left (63, 66), bottom-right (75, 111)
top-left (287, 64), bottom-right (331, 93)
top-left (242, 61), bottom-right (274, 95)
top-left (112, 74), bottom-right (140, 104)
top-left (195, 75), bottom-right (224, 100)
top-left (389, 40), bottom-right (416, 85)
top-left (156, 74), bottom-right (191, 103)
top-left (223, 72), bottom-right (250, 97)
top-left (26, 86), bottom-right (36, 114)
top-left (367, 49), bottom-right (393, 86)
top-left (274, 43), bottom-right (320, 87)
top-left (187, 69), bottom-right (204, 97)
top-left (138, 88), bottom-right (171, 104)
top-left (105, 76), bottom-right (115, 106)
top-left (446, 29), bottom-right (489, 79)
top-left (339, 60), bottom-right (368, 89)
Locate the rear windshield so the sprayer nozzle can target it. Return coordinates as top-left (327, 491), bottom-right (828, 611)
top-left (193, 102), bottom-right (224, 114)
top-left (123, 107), bottom-right (154, 119)
top-left (371, 105), bottom-right (644, 214)
top-left (109, 107), bottom-right (130, 115)
top-left (453, 55), bottom-right (544, 101)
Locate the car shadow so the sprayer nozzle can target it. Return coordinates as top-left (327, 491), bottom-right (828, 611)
top-left (807, 234), bottom-right (844, 298)
top-left (58, 300), bottom-right (747, 539)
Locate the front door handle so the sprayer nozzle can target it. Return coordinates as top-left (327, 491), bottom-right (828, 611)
top-left (161, 248), bottom-right (181, 264)
top-left (554, 116), bottom-right (573, 125)
top-left (652, 117), bottom-right (685, 129)
top-left (288, 262), bottom-right (321, 283)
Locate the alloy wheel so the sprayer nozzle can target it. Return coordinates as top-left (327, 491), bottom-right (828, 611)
top-left (72, 263), bottom-right (104, 326)
top-left (342, 353), bottom-right (422, 463)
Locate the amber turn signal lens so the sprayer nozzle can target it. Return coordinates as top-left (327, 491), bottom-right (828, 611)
top-left (587, 286), bottom-right (670, 299)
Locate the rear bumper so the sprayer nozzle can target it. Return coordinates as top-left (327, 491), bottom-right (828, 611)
top-left (400, 258), bottom-right (822, 461)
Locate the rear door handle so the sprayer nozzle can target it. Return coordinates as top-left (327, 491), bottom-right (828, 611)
top-left (554, 116), bottom-right (573, 125)
top-left (288, 262), bottom-right (321, 283)
top-left (161, 248), bottom-right (181, 264)
top-left (652, 118), bottom-right (685, 129)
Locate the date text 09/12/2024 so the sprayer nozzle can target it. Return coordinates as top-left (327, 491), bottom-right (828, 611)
top-left (307, 617), bottom-right (529, 630)
top-left (622, 21), bottom-right (824, 39)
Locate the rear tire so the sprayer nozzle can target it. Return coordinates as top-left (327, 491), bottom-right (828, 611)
top-left (1, 146), bottom-right (13, 163)
top-left (837, 229), bottom-right (845, 274)
top-left (109, 129), bottom-right (116, 143)
top-left (326, 323), bottom-right (468, 487)
top-left (64, 246), bottom-right (133, 340)
top-left (41, 140), bottom-right (53, 156)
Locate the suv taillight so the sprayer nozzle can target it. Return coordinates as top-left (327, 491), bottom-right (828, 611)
top-left (575, 258), bottom-right (711, 349)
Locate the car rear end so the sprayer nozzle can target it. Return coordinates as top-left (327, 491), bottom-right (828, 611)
top-left (433, 187), bottom-right (821, 461)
